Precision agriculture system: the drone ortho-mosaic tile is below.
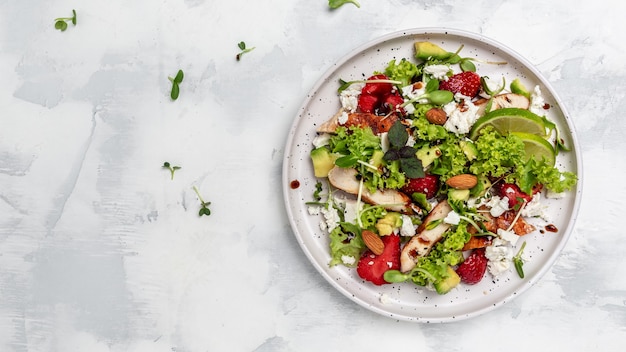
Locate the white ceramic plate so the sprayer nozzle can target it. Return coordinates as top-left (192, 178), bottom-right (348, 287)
top-left (282, 28), bottom-right (582, 323)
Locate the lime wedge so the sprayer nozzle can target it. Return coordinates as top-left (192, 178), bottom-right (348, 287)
top-left (469, 108), bottom-right (547, 139)
top-left (511, 132), bottom-right (556, 166)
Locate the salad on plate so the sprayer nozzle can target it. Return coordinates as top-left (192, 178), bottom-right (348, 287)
top-left (305, 40), bottom-right (578, 295)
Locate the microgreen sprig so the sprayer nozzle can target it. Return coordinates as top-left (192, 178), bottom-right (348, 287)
top-left (337, 78), bottom-right (402, 94)
top-left (168, 69), bottom-right (184, 100)
top-left (328, 0), bottom-right (360, 9)
top-left (54, 9), bottom-right (77, 32)
top-left (162, 162), bottom-right (181, 180)
top-left (236, 41), bottom-right (255, 61)
top-left (513, 241), bottom-right (527, 278)
top-left (192, 186), bottom-right (211, 217)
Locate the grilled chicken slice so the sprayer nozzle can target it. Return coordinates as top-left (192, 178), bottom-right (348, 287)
top-left (327, 166), bottom-right (415, 214)
top-left (318, 109), bottom-right (400, 135)
top-left (400, 201), bottom-right (453, 273)
top-left (474, 93), bottom-right (530, 117)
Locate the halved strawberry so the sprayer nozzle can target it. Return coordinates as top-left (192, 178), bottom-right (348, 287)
top-left (439, 71), bottom-right (481, 97)
top-left (356, 234), bottom-right (401, 286)
top-left (358, 94), bottom-right (380, 113)
top-left (381, 93), bottom-right (405, 114)
top-left (498, 183), bottom-right (532, 209)
top-left (401, 174), bottom-right (439, 199)
top-left (456, 248), bottom-right (488, 285)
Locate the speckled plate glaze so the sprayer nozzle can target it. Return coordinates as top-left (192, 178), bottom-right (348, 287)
top-left (282, 28), bottom-right (582, 323)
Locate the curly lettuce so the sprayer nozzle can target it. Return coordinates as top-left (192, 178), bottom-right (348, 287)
top-left (385, 58), bottom-right (420, 87)
top-left (329, 222), bottom-right (365, 267)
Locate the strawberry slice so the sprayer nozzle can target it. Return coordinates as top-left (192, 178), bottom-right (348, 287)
top-left (362, 74), bottom-right (393, 96)
top-left (439, 71), bottom-right (481, 97)
top-left (456, 248), bottom-right (488, 285)
top-left (401, 174), bottom-right (439, 199)
top-left (356, 234), bottom-right (401, 285)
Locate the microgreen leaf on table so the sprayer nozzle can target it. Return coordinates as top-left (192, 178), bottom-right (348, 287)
top-left (236, 41), bottom-right (255, 61)
top-left (54, 9), bottom-right (77, 32)
top-left (168, 70), bottom-right (184, 100)
top-left (162, 162), bottom-right (181, 180)
top-left (329, 0), bottom-right (360, 9)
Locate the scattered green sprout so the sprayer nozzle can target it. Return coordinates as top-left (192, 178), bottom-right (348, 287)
top-left (162, 162), bottom-right (181, 180)
top-left (168, 69), bottom-right (184, 100)
top-left (192, 186), bottom-right (212, 217)
top-left (513, 241), bottom-right (527, 278)
top-left (236, 41), bottom-right (255, 61)
top-left (54, 9), bottom-right (77, 31)
top-left (329, 0), bottom-right (360, 9)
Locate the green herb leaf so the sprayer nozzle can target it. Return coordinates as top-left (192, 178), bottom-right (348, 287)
top-left (460, 58), bottom-right (476, 72)
top-left (383, 270), bottom-right (409, 283)
top-left (388, 121), bottom-right (409, 149)
top-left (334, 155), bottom-right (358, 168)
top-left (328, 0), bottom-right (361, 9)
top-left (400, 157), bottom-right (425, 178)
top-left (55, 21), bottom-right (68, 31)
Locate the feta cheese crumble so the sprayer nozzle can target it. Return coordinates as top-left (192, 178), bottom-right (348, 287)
top-left (400, 214), bottom-right (417, 237)
top-left (442, 94), bottom-right (480, 135)
top-left (529, 85), bottom-right (546, 116)
top-left (443, 210), bottom-right (461, 225)
top-left (339, 83), bottom-right (364, 112)
top-left (486, 195), bottom-right (510, 217)
top-left (485, 238), bottom-right (513, 276)
top-left (423, 64), bottom-right (451, 81)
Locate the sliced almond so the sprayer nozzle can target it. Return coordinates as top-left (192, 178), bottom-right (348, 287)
top-left (446, 174), bottom-right (478, 190)
top-left (362, 230), bottom-right (384, 255)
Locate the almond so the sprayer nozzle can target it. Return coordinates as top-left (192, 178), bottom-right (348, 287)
top-left (446, 174), bottom-right (478, 190)
top-left (425, 107), bottom-right (447, 125)
top-left (362, 230), bottom-right (384, 255)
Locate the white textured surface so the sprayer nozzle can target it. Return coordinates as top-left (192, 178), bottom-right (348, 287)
top-left (0, 0), bottom-right (624, 351)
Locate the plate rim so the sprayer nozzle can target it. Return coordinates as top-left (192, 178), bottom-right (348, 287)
top-left (282, 27), bottom-right (583, 323)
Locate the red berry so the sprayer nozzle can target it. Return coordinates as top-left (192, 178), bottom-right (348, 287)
top-left (498, 183), bottom-right (532, 208)
top-left (358, 94), bottom-right (380, 113)
top-left (356, 234), bottom-right (401, 286)
top-left (401, 174), bottom-right (439, 199)
top-left (456, 248), bottom-right (488, 285)
top-left (362, 74), bottom-right (393, 96)
top-left (439, 71), bottom-right (481, 97)
top-left (381, 93), bottom-right (405, 114)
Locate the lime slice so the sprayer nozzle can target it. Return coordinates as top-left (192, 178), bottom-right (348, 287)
top-left (511, 132), bottom-right (556, 166)
top-left (469, 108), bottom-right (547, 139)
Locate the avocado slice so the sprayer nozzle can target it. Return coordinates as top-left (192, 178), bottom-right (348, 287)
top-left (510, 78), bottom-right (531, 98)
top-left (459, 140), bottom-right (478, 161)
top-left (448, 188), bottom-right (470, 202)
top-left (470, 175), bottom-right (492, 198)
top-left (415, 41), bottom-right (451, 61)
top-left (434, 266), bottom-right (461, 294)
top-left (375, 212), bottom-right (403, 236)
top-left (310, 147), bottom-right (337, 178)
top-left (416, 145), bottom-right (441, 168)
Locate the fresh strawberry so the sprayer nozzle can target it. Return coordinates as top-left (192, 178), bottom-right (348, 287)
top-left (439, 71), bottom-right (481, 97)
top-left (356, 234), bottom-right (401, 285)
top-left (498, 183), bottom-right (532, 209)
top-left (456, 248), bottom-right (488, 285)
top-left (401, 174), bottom-right (439, 199)
top-left (357, 94), bottom-right (380, 113)
top-left (362, 74), bottom-right (393, 96)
